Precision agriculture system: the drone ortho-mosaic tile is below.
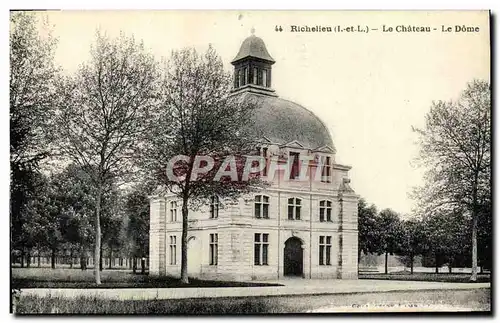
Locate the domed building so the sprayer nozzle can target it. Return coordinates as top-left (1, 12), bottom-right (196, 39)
top-left (149, 33), bottom-right (359, 281)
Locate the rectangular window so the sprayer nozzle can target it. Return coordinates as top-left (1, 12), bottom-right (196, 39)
top-left (253, 67), bottom-right (258, 84)
top-left (319, 200), bottom-right (332, 222)
top-left (319, 235), bottom-right (332, 265)
top-left (239, 69), bottom-right (244, 87)
top-left (209, 233), bottom-right (218, 265)
top-left (262, 69), bottom-right (267, 87)
top-left (254, 233), bottom-right (269, 265)
top-left (169, 236), bottom-right (177, 265)
top-left (288, 198), bottom-right (301, 220)
top-left (170, 201), bottom-right (178, 222)
top-left (254, 195), bottom-right (270, 219)
top-left (210, 195), bottom-right (219, 219)
top-left (262, 201), bottom-right (269, 219)
top-left (244, 67), bottom-right (248, 85)
top-left (321, 156), bottom-right (332, 183)
top-left (326, 236), bottom-right (332, 265)
top-left (257, 69), bottom-right (263, 85)
top-left (289, 152), bottom-right (300, 179)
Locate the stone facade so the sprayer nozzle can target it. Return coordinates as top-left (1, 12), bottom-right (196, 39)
top-left (149, 33), bottom-right (359, 281)
top-left (149, 153), bottom-right (359, 281)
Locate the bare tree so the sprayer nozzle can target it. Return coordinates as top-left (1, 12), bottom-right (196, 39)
top-left (414, 80), bottom-right (490, 281)
top-left (143, 45), bottom-right (264, 284)
top-left (56, 31), bottom-right (160, 284)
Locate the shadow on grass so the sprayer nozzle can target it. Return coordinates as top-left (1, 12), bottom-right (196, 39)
top-left (11, 268), bottom-right (283, 289)
top-left (12, 276), bottom-right (283, 289)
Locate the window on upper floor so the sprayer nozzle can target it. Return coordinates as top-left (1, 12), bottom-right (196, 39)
top-left (170, 201), bottom-right (178, 222)
top-left (257, 68), bottom-right (263, 86)
top-left (254, 195), bottom-right (270, 219)
top-left (256, 146), bottom-right (268, 177)
top-left (210, 195), bottom-right (220, 219)
top-left (239, 69), bottom-right (245, 87)
top-left (287, 198), bottom-right (301, 220)
top-left (289, 152), bottom-right (300, 180)
top-left (321, 156), bottom-right (332, 183)
top-left (319, 200), bottom-right (332, 222)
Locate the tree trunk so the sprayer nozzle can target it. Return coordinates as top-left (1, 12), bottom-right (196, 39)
top-left (410, 255), bottom-right (414, 275)
top-left (448, 262), bottom-right (452, 274)
top-left (108, 249), bottom-right (112, 269)
top-left (37, 252), bottom-right (41, 268)
top-left (94, 182), bottom-right (103, 285)
top-left (99, 244), bottom-right (103, 271)
top-left (51, 248), bottom-right (56, 269)
top-left (79, 246), bottom-right (85, 270)
top-left (435, 254), bottom-right (439, 274)
top-left (470, 213), bottom-right (478, 281)
top-left (470, 174), bottom-right (479, 282)
top-left (26, 250), bottom-right (31, 268)
top-left (181, 197), bottom-right (189, 284)
top-left (141, 257), bottom-right (145, 274)
top-left (80, 256), bottom-right (86, 270)
top-left (133, 257), bottom-right (137, 274)
top-left (384, 252), bottom-right (388, 274)
top-left (20, 248), bottom-right (24, 268)
top-left (70, 249), bottom-right (73, 269)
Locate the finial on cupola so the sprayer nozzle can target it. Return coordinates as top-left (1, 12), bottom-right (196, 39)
top-left (251, 27), bottom-right (255, 35)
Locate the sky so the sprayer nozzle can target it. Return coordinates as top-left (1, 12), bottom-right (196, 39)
top-left (31, 10), bottom-right (490, 215)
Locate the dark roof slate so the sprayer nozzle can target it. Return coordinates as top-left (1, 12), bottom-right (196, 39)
top-left (231, 35), bottom-right (275, 64)
top-left (236, 92), bottom-right (334, 150)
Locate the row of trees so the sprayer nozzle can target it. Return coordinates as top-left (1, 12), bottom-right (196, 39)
top-left (11, 162), bottom-right (150, 273)
top-left (358, 198), bottom-right (492, 275)
top-left (10, 13), bottom-right (151, 274)
top-left (10, 12), bottom-right (262, 284)
top-left (358, 79), bottom-right (491, 281)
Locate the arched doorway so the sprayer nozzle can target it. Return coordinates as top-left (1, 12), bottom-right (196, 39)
top-left (284, 237), bottom-right (303, 277)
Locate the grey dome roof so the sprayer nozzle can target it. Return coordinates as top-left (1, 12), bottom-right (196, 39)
top-left (236, 92), bottom-right (334, 149)
top-left (231, 35), bottom-right (275, 64)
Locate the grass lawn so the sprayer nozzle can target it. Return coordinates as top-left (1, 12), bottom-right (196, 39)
top-left (359, 271), bottom-right (491, 283)
top-left (11, 268), bottom-right (282, 289)
top-left (14, 288), bottom-right (491, 314)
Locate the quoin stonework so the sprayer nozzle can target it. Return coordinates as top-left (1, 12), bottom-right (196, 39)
top-left (149, 33), bottom-right (359, 281)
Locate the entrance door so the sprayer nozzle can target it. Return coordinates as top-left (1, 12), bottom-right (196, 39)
top-left (284, 237), bottom-right (303, 276)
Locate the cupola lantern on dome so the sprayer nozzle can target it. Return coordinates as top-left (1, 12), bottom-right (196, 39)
top-left (231, 30), bottom-right (277, 96)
